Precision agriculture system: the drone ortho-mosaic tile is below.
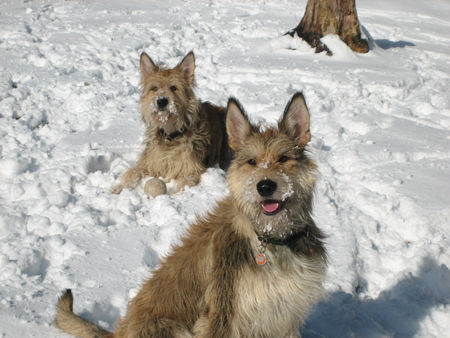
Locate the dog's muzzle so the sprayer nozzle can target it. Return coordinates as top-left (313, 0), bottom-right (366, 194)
top-left (257, 179), bottom-right (283, 215)
top-left (157, 96), bottom-right (169, 110)
top-left (257, 179), bottom-right (277, 197)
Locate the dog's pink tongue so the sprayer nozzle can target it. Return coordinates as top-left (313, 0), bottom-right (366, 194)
top-left (262, 201), bottom-right (280, 213)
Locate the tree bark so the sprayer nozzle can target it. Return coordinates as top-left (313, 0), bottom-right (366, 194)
top-left (288, 0), bottom-right (369, 55)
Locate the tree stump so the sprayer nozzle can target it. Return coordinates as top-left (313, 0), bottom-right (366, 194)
top-left (287, 0), bottom-right (369, 55)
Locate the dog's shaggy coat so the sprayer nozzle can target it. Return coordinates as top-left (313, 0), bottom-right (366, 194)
top-left (56, 92), bottom-right (327, 337)
top-left (112, 51), bottom-right (230, 194)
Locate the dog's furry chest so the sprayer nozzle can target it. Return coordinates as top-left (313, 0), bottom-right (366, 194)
top-left (232, 250), bottom-right (325, 337)
top-left (146, 138), bottom-right (200, 179)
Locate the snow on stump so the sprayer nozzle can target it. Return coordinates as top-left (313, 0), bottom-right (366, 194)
top-left (287, 0), bottom-right (369, 55)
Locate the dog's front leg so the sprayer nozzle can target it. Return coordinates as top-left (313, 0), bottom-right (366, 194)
top-left (192, 272), bottom-right (235, 337)
top-left (192, 314), bottom-right (209, 337)
top-left (171, 175), bottom-right (200, 194)
top-left (111, 163), bottom-right (149, 194)
top-left (171, 160), bottom-right (204, 194)
top-left (192, 311), bottom-right (233, 338)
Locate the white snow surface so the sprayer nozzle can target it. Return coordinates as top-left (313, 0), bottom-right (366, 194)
top-left (1, 0), bottom-right (449, 336)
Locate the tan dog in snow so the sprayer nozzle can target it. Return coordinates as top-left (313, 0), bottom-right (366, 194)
top-left (56, 92), bottom-right (327, 337)
top-left (112, 51), bottom-right (230, 195)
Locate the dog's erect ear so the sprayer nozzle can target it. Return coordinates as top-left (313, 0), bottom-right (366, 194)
top-left (140, 52), bottom-right (157, 77)
top-left (279, 92), bottom-right (311, 147)
top-left (178, 51), bottom-right (195, 84)
top-left (226, 98), bottom-right (252, 151)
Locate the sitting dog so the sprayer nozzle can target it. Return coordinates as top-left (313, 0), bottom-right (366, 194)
top-left (56, 92), bottom-right (327, 337)
top-left (112, 51), bottom-right (230, 195)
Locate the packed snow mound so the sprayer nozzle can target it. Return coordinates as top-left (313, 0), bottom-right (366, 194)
top-left (0, 0), bottom-right (449, 337)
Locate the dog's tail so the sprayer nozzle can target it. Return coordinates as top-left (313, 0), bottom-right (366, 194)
top-left (55, 289), bottom-right (113, 338)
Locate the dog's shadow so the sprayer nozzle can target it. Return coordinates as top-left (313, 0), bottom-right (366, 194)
top-left (79, 301), bottom-right (120, 332)
top-left (303, 257), bottom-right (450, 337)
top-left (75, 257), bottom-right (449, 335)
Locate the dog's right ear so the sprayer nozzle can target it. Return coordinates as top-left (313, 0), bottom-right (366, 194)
top-left (140, 52), bottom-right (157, 77)
top-left (226, 98), bottom-right (252, 151)
top-left (279, 92), bottom-right (311, 148)
top-left (178, 51), bottom-right (196, 84)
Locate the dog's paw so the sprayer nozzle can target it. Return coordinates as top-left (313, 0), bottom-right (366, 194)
top-left (170, 177), bottom-right (199, 195)
top-left (110, 184), bottom-right (123, 194)
top-left (121, 167), bottom-right (144, 185)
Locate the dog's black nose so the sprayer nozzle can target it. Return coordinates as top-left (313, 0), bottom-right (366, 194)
top-left (157, 97), bottom-right (169, 109)
top-left (257, 179), bottom-right (277, 197)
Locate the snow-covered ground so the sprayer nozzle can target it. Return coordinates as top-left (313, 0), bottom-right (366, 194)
top-left (1, 0), bottom-right (449, 336)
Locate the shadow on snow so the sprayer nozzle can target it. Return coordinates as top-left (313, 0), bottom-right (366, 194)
top-left (303, 257), bottom-right (450, 337)
top-left (78, 257), bottom-right (449, 336)
top-left (375, 39), bottom-right (415, 50)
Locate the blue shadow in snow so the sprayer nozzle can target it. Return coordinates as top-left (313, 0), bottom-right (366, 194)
top-left (80, 301), bottom-right (120, 332)
top-left (375, 39), bottom-right (415, 50)
top-left (303, 257), bottom-right (450, 337)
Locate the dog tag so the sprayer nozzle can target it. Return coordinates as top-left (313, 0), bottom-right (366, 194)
top-left (256, 253), bottom-right (266, 265)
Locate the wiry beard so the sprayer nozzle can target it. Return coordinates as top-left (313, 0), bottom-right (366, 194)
top-left (153, 101), bottom-right (179, 125)
top-left (254, 201), bottom-right (309, 241)
top-left (142, 100), bottom-right (197, 135)
top-left (233, 170), bottom-right (314, 242)
top-left (242, 170), bottom-right (295, 203)
top-left (233, 191), bottom-right (307, 242)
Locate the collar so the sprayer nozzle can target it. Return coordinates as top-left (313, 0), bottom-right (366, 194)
top-left (158, 127), bottom-right (192, 142)
top-left (255, 226), bottom-right (310, 247)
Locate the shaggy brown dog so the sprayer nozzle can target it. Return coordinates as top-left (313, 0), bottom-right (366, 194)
top-left (112, 51), bottom-right (230, 195)
top-left (56, 92), bottom-right (327, 337)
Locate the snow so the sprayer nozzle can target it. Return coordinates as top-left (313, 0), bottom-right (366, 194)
top-left (0, 0), bottom-right (449, 337)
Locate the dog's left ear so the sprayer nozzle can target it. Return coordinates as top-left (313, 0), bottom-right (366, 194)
top-left (226, 98), bottom-right (253, 151)
top-left (279, 92), bottom-right (311, 147)
top-left (178, 51), bottom-right (195, 84)
top-left (140, 52), bottom-right (157, 77)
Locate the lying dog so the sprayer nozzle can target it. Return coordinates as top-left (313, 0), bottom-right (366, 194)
top-left (112, 51), bottom-right (230, 196)
top-left (56, 92), bottom-right (327, 337)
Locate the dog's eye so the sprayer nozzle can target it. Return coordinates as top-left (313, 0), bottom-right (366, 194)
top-left (278, 155), bottom-right (289, 163)
top-left (247, 159), bottom-right (256, 166)
top-left (151, 86), bottom-right (158, 92)
top-left (170, 85), bottom-right (177, 92)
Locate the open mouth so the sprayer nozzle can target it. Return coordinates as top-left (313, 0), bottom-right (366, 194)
top-left (261, 200), bottom-right (283, 215)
